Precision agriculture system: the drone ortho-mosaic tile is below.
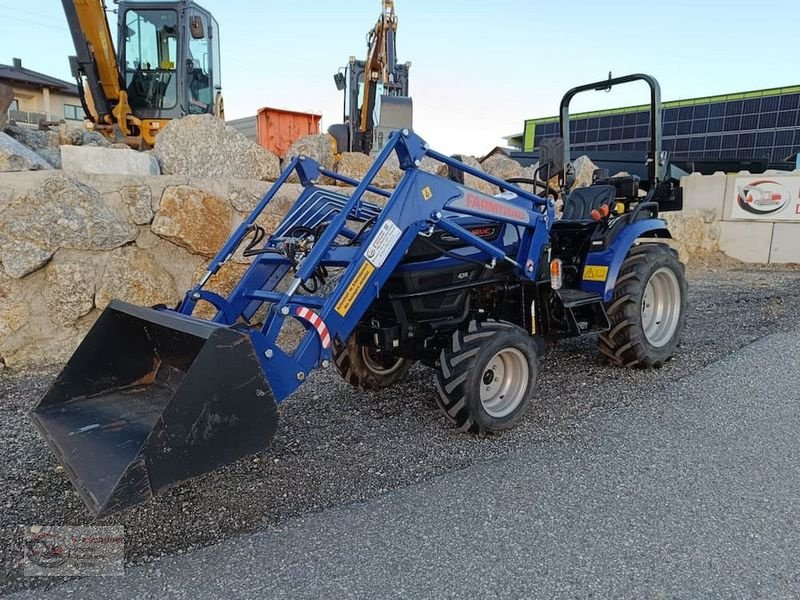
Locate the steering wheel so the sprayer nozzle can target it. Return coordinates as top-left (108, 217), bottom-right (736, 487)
top-left (504, 177), bottom-right (560, 200)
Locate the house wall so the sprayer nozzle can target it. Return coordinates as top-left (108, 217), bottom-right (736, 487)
top-left (5, 83), bottom-right (82, 123)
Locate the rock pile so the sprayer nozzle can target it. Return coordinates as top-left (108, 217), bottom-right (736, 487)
top-left (154, 115), bottom-right (280, 180)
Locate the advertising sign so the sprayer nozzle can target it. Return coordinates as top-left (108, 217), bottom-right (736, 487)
top-left (729, 175), bottom-right (800, 221)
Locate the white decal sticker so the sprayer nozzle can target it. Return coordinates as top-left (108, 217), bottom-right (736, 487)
top-left (365, 219), bottom-right (403, 268)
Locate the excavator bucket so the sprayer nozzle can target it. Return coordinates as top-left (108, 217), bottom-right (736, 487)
top-left (31, 301), bottom-right (279, 517)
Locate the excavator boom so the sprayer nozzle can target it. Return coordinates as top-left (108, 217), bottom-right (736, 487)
top-left (62, 0), bottom-right (121, 124)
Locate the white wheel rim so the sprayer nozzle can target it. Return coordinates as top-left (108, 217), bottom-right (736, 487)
top-left (360, 347), bottom-right (405, 376)
top-left (479, 348), bottom-right (529, 418)
top-left (641, 267), bottom-right (682, 348)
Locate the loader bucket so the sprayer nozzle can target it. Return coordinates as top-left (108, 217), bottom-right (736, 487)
top-left (31, 300), bottom-right (279, 517)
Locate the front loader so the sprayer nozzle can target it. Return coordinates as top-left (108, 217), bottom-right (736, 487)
top-left (33, 116), bottom-right (686, 516)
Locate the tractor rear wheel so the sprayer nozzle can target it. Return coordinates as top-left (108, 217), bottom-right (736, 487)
top-left (598, 243), bottom-right (687, 368)
top-left (435, 320), bottom-right (538, 435)
top-left (333, 334), bottom-right (413, 391)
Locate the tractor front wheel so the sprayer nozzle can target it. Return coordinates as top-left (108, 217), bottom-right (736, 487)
top-left (598, 243), bottom-right (687, 368)
top-left (333, 335), bottom-right (413, 391)
top-left (435, 320), bottom-right (539, 435)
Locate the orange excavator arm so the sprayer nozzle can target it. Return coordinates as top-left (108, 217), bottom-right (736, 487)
top-left (358, 0), bottom-right (398, 134)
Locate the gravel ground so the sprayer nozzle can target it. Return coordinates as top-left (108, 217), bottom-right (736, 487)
top-left (1, 262), bottom-right (799, 595)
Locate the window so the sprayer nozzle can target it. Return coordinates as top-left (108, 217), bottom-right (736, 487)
top-left (756, 131), bottom-right (775, 148)
top-left (725, 100), bottom-right (742, 116)
top-left (705, 135), bottom-right (721, 150)
top-left (740, 114), bottom-right (758, 130)
top-left (779, 93), bottom-right (799, 111)
top-left (758, 112), bottom-right (778, 129)
top-left (124, 8), bottom-right (178, 110)
top-left (709, 102), bottom-right (725, 118)
top-left (63, 104), bottom-right (84, 121)
top-left (187, 12), bottom-right (212, 114)
top-left (691, 119), bottom-right (707, 135)
top-left (761, 96), bottom-right (779, 111)
top-left (722, 134), bottom-right (739, 149)
top-left (777, 111), bottom-right (797, 128)
top-left (742, 98), bottom-right (760, 114)
top-left (739, 132), bottom-right (755, 148)
top-left (775, 130), bottom-right (793, 146)
top-left (9, 98), bottom-right (18, 111)
top-left (723, 115), bottom-right (741, 131)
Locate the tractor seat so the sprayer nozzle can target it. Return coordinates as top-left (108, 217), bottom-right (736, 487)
top-left (556, 185), bottom-right (616, 225)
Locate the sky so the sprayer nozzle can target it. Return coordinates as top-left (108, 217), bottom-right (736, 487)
top-left (0, 0), bottom-right (798, 155)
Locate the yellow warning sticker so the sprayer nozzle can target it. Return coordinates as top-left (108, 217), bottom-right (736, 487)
top-left (421, 186), bottom-right (433, 201)
top-left (583, 265), bottom-right (609, 282)
top-left (335, 261), bottom-right (375, 317)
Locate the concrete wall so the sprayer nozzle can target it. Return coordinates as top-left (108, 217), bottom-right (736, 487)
top-left (675, 170), bottom-right (800, 264)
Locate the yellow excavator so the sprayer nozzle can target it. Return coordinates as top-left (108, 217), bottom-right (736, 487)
top-left (329, 0), bottom-right (412, 155)
top-left (61, 0), bottom-right (223, 147)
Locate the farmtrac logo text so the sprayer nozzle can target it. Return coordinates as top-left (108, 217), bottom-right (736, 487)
top-left (465, 193), bottom-right (527, 221)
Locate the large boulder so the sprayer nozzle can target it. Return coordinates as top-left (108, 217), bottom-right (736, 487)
top-left (95, 246), bottom-right (178, 310)
top-left (0, 175), bottom-right (137, 278)
top-left (436, 155), bottom-right (498, 196)
top-left (35, 147), bottom-right (62, 169)
top-left (0, 132), bottom-right (53, 172)
top-left (44, 261), bottom-right (96, 325)
top-left (481, 154), bottom-right (527, 182)
top-left (151, 185), bottom-right (232, 256)
top-left (57, 122), bottom-right (110, 147)
top-left (571, 155), bottom-right (599, 190)
top-left (334, 152), bottom-right (397, 188)
top-left (0, 296), bottom-right (29, 339)
top-left (3, 123), bottom-right (59, 150)
top-left (61, 145), bottom-right (161, 176)
top-left (154, 114), bottom-right (280, 180)
top-left (120, 185), bottom-right (154, 225)
top-left (282, 134), bottom-right (336, 183)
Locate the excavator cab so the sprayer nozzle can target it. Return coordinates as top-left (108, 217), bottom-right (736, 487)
top-left (62, 0), bottom-right (223, 146)
top-left (119, 2), bottom-right (220, 119)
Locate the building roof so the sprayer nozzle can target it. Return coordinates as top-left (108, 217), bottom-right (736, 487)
top-left (524, 84), bottom-right (800, 126)
top-left (0, 61), bottom-right (78, 95)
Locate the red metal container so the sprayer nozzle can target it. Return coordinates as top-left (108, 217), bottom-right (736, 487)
top-left (256, 107), bottom-right (322, 158)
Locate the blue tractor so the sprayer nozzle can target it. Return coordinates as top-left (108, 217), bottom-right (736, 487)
top-left (32, 74), bottom-right (686, 516)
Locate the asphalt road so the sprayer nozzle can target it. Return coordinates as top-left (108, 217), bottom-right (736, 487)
top-left (10, 326), bottom-right (800, 599)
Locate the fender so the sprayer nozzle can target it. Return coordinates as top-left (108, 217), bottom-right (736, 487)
top-left (580, 218), bottom-right (672, 302)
